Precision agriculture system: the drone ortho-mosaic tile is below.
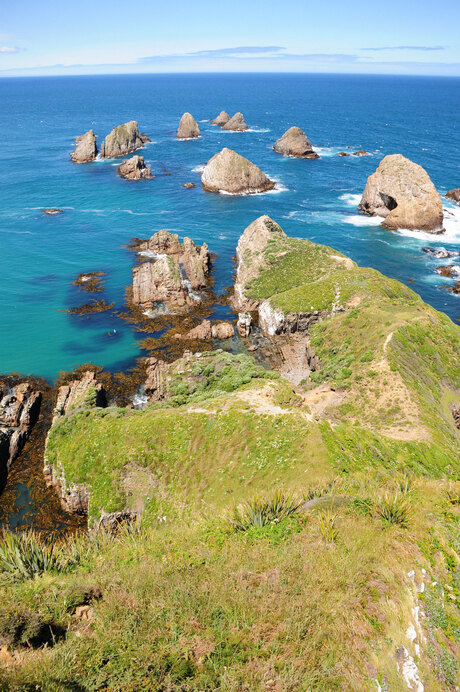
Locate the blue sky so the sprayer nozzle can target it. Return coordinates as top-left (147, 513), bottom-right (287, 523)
top-left (1, 0), bottom-right (460, 77)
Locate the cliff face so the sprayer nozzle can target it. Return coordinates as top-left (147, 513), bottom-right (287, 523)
top-left (358, 154), bottom-right (444, 232)
top-left (0, 380), bottom-right (42, 477)
top-left (70, 129), bottom-right (97, 163)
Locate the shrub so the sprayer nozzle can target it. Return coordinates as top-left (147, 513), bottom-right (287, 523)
top-left (0, 530), bottom-right (80, 581)
top-left (226, 491), bottom-right (302, 532)
top-left (375, 492), bottom-right (412, 528)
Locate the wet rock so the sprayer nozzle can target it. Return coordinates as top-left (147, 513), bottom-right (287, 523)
top-left (233, 215), bottom-right (286, 312)
top-left (435, 264), bottom-right (460, 278)
top-left (100, 120), bottom-right (144, 158)
top-left (117, 155), bottom-right (153, 180)
top-left (222, 112), bottom-right (248, 131)
top-left (213, 110), bottom-right (230, 126)
top-left (42, 208), bottom-right (64, 215)
top-left (237, 312), bottom-right (252, 337)
top-left (70, 129), bottom-right (97, 163)
top-left (353, 149), bottom-right (370, 156)
top-left (446, 188), bottom-right (460, 203)
top-left (201, 147), bottom-right (275, 195)
top-left (182, 182), bottom-right (195, 189)
top-left (0, 381), bottom-right (42, 474)
top-left (338, 151), bottom-right (350, 157)
top-left (273, 126), bottom-right (318, 158)
top-left (423, 247), bottom-right (458, 259)
top-left (176, 320), bottom-right (234, 340)
top-left (358, 154), bottom-right (444, 233)
top-left (177, 112), bottom-right (201, 139)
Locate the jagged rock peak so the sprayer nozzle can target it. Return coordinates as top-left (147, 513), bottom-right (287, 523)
top-left (358, 154), bottom-right (444, 233)
top-left (201, 147), bottom-right (274, 195)
top-left (212, 110), bottom-right (230, 126)
top-left (100, 121), bottom-right (144, 158)
top-left (177, 112), bottom-right (201, 139)
top-left (70, 129), bottom-right (97, 163)
top-left (222, 112), bottom-right (248, 131)
top-left (117, 156), bottom-right (153, 180)
top-left (273, 126), bottom-right (318, 159)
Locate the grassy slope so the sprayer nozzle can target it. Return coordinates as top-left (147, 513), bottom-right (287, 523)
top-left (2, 236), bottom-right (459, 690)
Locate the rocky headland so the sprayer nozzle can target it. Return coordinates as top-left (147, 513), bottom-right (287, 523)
top-left (201, 147), bottom-right (274, 194)
top-left (358, 154), bottom-right (444, 233)
top-left (117, 155), bottom-right (153, 180)
top-left (176, 112), bottom-right (201, 139)
top-left (273, 126), bottom-right (318, 158)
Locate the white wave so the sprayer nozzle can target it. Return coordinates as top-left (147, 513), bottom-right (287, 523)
top-left (191, 164), bottom-right (205, 173)
top-left (218, 180), bottom-right (287, 196)
top-left (199, 119), bottom-right (209, 123)
top-left (339, 193), bottom-right (362, 206)
top-left (176, 135), bottom-right (202, 141)
top-left (182, 278), bottom-right (200, 301)
top-left (138, 250), bottom-right (167, 259)
top-left (132, 388), bottom-right (149, 409)
top-left (218, 234), bottom-right (227, 239)
top-left (246, 127), bottom-right (271, 133)
top-left (396, 205), bottom-right (460, 244)
top-left (344, 214), bottom-right (384, 227)
top-left (313, 146), bottom-right (344, 158)
top-left (435, 264), bottom-right (460, 277)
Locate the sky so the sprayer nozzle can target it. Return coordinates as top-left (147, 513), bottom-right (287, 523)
top-left (1, 0), bottom-right (460, 77)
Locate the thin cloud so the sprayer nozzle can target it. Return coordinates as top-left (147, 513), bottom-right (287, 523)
top-left (138, 49), bottom-right (359, 63)
top-left (363, 45), bottom-right (445, 52)
top-left (189, 46), bottom-right (285, 56)
top-left (0, 45), bottom-right (20, 54)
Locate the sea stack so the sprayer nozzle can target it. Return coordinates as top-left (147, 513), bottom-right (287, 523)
top-left (273, 127), bottom-right (318, 159)
top-left (70, 129), bottom-right (97, 163)
top-left (212, 111), bottom-right (230, 126)
top-left (100, 121), bottom-right (144, 158)
top-left (222, 112), bottom-right (248, 131)
top-left (201, 147), bottom-right (275, 195)
top-left (177, 112), bottom-right (201, 139)
top-left (117, 156), bottom-right (153, 180)
top-left (358, 154), bottom-right (444, 233)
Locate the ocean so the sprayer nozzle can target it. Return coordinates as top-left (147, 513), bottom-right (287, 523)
top-left (1, 72), bottom-right (459, 380)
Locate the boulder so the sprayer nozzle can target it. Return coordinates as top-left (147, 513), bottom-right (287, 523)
top-left (133, 231), bottom-right (210, 310)
top-left (177, 112), bottom-right (201, 139)
top-left (222, 112), bottom-right (248, 131)
top-left (213, 110), bottom-right (230, 126)
top-left (446, 188), bottom-right (460, 203)
top-left (273, 127), bottom-right (318, 159)
top-left (358, 154), bottom-right (444, 233)
top-left (338, 152), bottom-right (350, 157)
top-left (0, 381), bottom-right (42, 474)
top-left (117, 156), bottom-right (153, 180)
top-left (201, 148), bottom-right (275, 195)
top-left (237, 312), bottom-right (252, 337)
top-left (100, 121), bottom-right (144, 158)
top-left (70, 129), bottom-right (97, 163)
top-left (176, 320), bottom-right (234, 341)
top-left (233, 215), bottom-right (286, 312)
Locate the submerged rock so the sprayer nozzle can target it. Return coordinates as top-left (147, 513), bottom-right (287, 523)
top-left (133, 230), bottom-right (210, 310)
top-left (42, 208), bottom-right (64, 215)
top-left (423, 247), bottom-right (459, 259)
top-left (177, 112), bottom-right (201, 139)
top-left (100, 121), bottom-right (144, 158)
top-left (201, 147), bottom-right (275, 195)
top-left (446, 188), bottom-right (460, 203)
top-left (338, 152), bottom-right (350, 157)
top-left (117, 155), bottom-right (153, 180)
top-left (182, 182), bottom-right (195, 189)
top-left (273, 126), bottom-right (318, 158)
top-left (213, 110), bottom-right (230, 126)
top-left (353, 149), bottom-right (370, 156)
top-left (222, 112), bottom-right (248, 131)
top-left (70, 129), bottom-right (97, 163)
top-left (358, 154), bottom-right (444, 233)
top-left (0, 381), bottom-right (42, 474)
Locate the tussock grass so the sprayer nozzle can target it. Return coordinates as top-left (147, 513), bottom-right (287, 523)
top-left (375, 492), bottom-right (413, 528)
top-left (318, 509), bottom-right (339, 543)
top-left (226, 491), bottom-right (302, 531)
top-left (0, 530), bottom-right (80, 582)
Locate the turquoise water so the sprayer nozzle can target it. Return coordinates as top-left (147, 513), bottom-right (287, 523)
top-left (1, 73), bottom-right (459, 380)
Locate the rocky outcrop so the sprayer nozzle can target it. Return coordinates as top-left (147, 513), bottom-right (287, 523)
top-left (100, 121), bottom-right (144, 158)
top-left (446, 188), bottom-right (460, 203)
top-left (423, 247), bottom-right (459, 259)
top-left (233, 215), bottom-right (286, 312)
top-left (222, 112), bottom-right (248, 131)
top-left (51, 371), bottom-right (106, 426)
top-left (176, 320), bottom-right (234, 341)
top-left (237, 312), bottom-right (252, 338)
top-left (117, 156), bottom-right (153, 180)
top-left (144, 357), bottom-right (168, 401)
top-left (70, 129), bottom-right (97, 163)
top-left (213, 110), bottom-right (230, 126)
top-left (258, 301), bottom-right (323, 336)
top-left (273, 127), bottom-right (318, 159)
top-left (177, 113), bottom-right (201, 139)
top-left (353, 150), bottom-right (370, 156)
top-left (201, 148), bottom-right (275, 195)
top-left (133, 231), bottom-right (210, 310)
top-left (0, 381), bottom-right (42, 475)
top-left (358, 154), bottom-right (444, 233)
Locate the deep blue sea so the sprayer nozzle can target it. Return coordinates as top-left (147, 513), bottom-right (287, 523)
top-left (1, 73), bottom-right (459, 381)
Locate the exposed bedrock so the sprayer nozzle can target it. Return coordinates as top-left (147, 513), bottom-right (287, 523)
top-left (201, 147), bottom-right (274, 195)
top-left (222, 112), bottom-right (248, 131)
top-left (133, 230), bottom-right (210, 310)
top-left (0, 381), bottom-right (42, 478)
top-left (358, 154), bottom-right (444, 233)
top-left (100, 121), bottom-right (145, 158)
top-left (70, 129), bottom-right (97, 163)
top-left (212, 110), bottom-right (230, 126)
top-left (117, 155), bottom-right (153, 180)
top-left (177, 112), bottom-right (201, 139)
top-left (273, 126), bottom-right (318, 158)
top-left (175, 320), bottom-right (235, 341)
